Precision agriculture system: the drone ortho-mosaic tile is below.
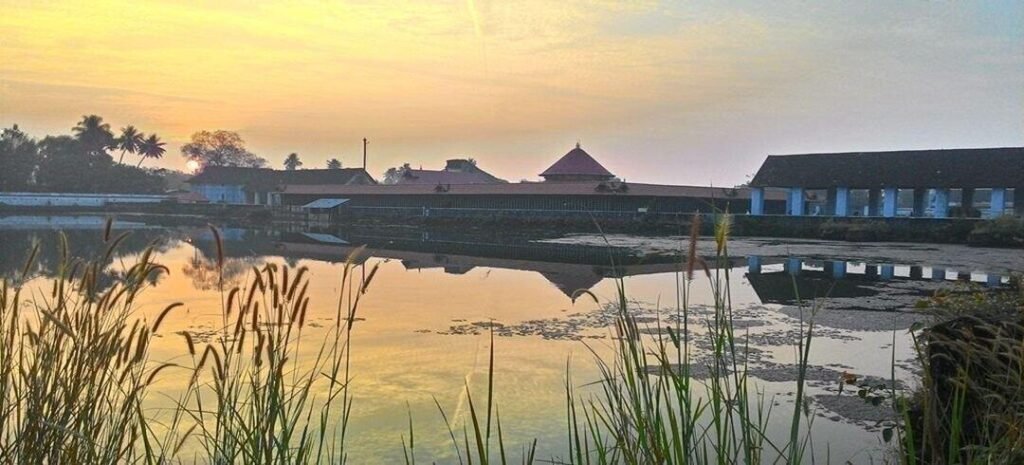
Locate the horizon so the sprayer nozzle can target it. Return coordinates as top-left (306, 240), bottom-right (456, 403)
top-left (2, 1), bottom-right (1022, 185)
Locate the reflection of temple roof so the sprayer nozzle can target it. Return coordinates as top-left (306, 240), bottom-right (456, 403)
top-left (539, 271), bottom-right (604, 297)
top-left (746, 271), bottom-right (879, 305)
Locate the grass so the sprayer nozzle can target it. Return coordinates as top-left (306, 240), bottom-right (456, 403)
top-left (1, 217), bottom-right (1017, 464)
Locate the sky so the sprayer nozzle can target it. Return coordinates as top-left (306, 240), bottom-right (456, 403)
top-left (1, 1), bottom-right (1022, 186)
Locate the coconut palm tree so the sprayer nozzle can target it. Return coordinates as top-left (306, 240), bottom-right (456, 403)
top-left (115, 125), bottom-right (143, 164)
top-left (72, 114), bottom-right (115, 156)
top-left (326, 158), bottom-right (342, 169)
top-left (283, 152), bottom-right (302, 170)
top-left (136, 134), bottom-right (166, 167)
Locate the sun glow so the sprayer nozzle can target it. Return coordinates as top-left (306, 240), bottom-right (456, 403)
top-left (186, 160), bottom-right (200, 173)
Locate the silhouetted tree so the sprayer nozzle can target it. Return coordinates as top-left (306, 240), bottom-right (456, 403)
top-left (326, 158), bottom-right (342, 169)
top-left (382, 163), bottom-right (411, 184)
top-left (136, 134), bottom-right (166, 167)
top-left (72, 115), bottom-right (115, 156)
top-left (283, 152), bottom-right (302, 170)
top-left (0, 125), bottom-right (38, 191)
top-left (115, 125), bottom-right (143, 164)
top-left (181, 130), bottom-right (266, 168)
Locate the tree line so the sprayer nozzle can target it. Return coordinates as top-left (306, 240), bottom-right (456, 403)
top-left (0, 115), bottom-right (168, 194)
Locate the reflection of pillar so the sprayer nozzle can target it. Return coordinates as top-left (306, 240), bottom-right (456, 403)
top-left (868, 189), bottom-right (881, 216)
top-left (989, 188), bottom-right (1007, 218)
top-left (987, 274), bottom-right (1002, 288)
top-left (831, 261), bottom-right (847, 279)
top-left (933, 188), bottom-right (950, 218)
top-left (786, 258), bottom-right (802, 275)
top-left (747, 255), bottom-right (762, 274)
top-left (881, 264), bottom-right (896, 280)
top-left (912, 188), bottom-right (927, 217)
top-left (789, 187), bottom-right (805, 216)
top-left (962, 188), bottom-right (976, 216)
top-left (909, 266), bottom-right (923, 279)
top-left (865, 265), bottom-right (879, 278)
top-left (750, 187), bottom-right (765, 216)
top-left (883, 187), bottom-right (898, 217)
top-left (834, 187), bottom-right (850, 217)
top-left (931, 268), bottom-right (946, 281)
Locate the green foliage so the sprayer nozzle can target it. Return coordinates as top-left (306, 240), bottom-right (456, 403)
top-left (283, 152), bottom-right (303, 170)
top-left (327, 158), bottom-right (343, 170)
top-left (967, 216), bottom-right (1024, 247)
top-left (0, 125), bottom-right (38, 191)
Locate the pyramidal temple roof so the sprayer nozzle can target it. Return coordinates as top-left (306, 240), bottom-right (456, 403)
top-left (540, 144), bottom-right (614, 178)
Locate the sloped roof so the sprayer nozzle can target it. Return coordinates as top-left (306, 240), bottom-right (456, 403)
top-left (189, 167), bottom-right (376, 189)
top-left (540, 145), bottom-right (614, 178)
top-left (397, 169), bottom-right (504, 185)
top-left (750, 147), bottom-right (1024, 189)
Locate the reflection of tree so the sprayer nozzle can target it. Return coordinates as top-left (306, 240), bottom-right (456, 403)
top-left (181, 247), bottom-right (263, 291)
top-left (0, 228), bottom-right (175, 290)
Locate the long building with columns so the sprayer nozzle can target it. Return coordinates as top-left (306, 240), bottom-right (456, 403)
top-left (747, 147), bottom-right (1024, 218)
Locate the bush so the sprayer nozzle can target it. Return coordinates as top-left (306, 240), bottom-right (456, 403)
top-left (967, 216), bottom-right (1024, 247)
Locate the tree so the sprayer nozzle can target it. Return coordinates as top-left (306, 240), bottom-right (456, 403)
top-left (115, 125), bottom-right (143, 164)
top-left (382, 163), bottom-right (411, 184)
top-left (180, 130), bottom-right (266, 168)
top-left (0, 125), bottom-right (39, 191)
top-left (72, 115), bottom-right (115, 156)
top-left (326, 158), bottom-right (342, 170)
top-left (137, 134), bottom-right (166, 167)
top-left (37, 135), bottom-right (110, 192)
top-left (283, 152), bottom-right (302, 170)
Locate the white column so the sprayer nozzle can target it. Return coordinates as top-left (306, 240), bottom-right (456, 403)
top-left (834, 187), bottom-right (850, 217)
top-left (750, 187), bottom-right (765, 216)
top-left (933, 188), bottom-right (950, 218)
top-left (788, 187), bottom-right (805, 216)
top-left (883, 187), bottom-right (898, 217)
top-left (988, 188), bottom-right (1007, 218)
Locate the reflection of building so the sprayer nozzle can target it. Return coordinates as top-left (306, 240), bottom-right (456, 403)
top-left (188, 167), bottom-right (376, 205)
top-left (748, 147), bottom-right (1024, 218)
top-left (746, 256), bottom-right (1005, 306)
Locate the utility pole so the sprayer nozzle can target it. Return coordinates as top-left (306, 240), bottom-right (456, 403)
top-left (362, 138), bottom-right (368, 170)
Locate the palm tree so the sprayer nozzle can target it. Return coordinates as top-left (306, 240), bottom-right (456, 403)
top-left (283, 152), bottom-right (302, 170)
top-left (115, 125), bottom-right (143, 164)
top-left (136, 134), bottom-right (166, 167)
top-left (72, 115), bottom-right (115, 155)
top-left (326, 158), bottom-right (342, 169)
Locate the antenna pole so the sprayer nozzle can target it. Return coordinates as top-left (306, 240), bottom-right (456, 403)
top-left (362, 138), bottom-right (368, 170)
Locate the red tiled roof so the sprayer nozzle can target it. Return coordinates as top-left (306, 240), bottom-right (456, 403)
top-left (281, 181), bottom-right (787, 200)
top-left (540, 145), bottom-right (614, 178)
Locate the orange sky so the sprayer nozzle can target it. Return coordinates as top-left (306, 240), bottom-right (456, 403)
top-left (1, 1), bottom-right (1022, 185)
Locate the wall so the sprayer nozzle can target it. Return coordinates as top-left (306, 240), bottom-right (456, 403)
top-left (0, 192), bottom-right (168, 207)
top-left (193, 184), bottom-right (248, 204)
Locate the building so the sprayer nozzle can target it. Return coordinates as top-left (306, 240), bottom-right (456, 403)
top-left (188, 166), bottom-right (376, 205)
top-left (748, 147), bottom-right (1024, 218)
top-left (540, 144), bottom-right (616, 182)
top-left (396, 159), bottom-right (505, 185)
top-left (280, 181), bottom-right (784, 218)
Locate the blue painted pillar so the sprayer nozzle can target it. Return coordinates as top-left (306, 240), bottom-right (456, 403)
top-left (987, 274), bottom-right (1002, 288)
top-left (747, 255), bottom-right (762, 274)
top-left (834, 187), bottom-right (850, 217)
top-left (881, 264), bottom-right (896, 280)
top-left (786, 258), bottom-right (802, 275)
top-left (831, 261), bottom-right (847, 279)
top-left (988, 188), bottom-right (1007, 218)
top-left (931, 267), bottom-right (946, 281)
top-left (788, 187), bottom-right (805, 216)
top-left (750, 187), bottom-right (765, 216)
top-left (883, 187), bottom-right (898, 217)
top-left (933, 188), bottom-right (950, 218)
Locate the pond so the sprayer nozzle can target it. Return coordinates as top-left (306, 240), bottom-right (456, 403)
top-left (2, 215), bottom-right (1021, 464)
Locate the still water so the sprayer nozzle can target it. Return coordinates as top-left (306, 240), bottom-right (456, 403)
top-left (2, 216), bottom-right (1020, 464)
